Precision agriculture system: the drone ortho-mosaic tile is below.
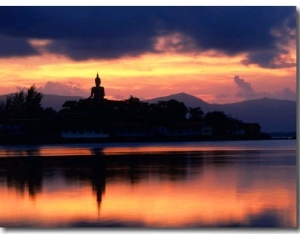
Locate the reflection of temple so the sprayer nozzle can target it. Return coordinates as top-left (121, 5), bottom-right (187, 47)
top-left (90, 148), bottom-right (106, 217)
top-left (0, 155), bottom-right (106, 204)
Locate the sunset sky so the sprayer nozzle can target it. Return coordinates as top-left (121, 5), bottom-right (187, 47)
top-left (0, 6), bottom-right (297, 104)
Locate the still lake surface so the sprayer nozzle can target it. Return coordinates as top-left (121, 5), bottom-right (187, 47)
top-left (0, 140), bottom-right (297, 228)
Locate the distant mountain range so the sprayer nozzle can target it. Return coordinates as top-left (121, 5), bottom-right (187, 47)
top-left (146, 92), bottom-right (296, 133)
top-left (41, 94), bottom-right (85, 111)
top-left (1, 92), bottom-right (296, 133)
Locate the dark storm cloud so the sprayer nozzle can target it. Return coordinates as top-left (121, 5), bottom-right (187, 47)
top-left (0, 6), bottom-right (159, 59)
top-left (241, 49), bottom-right (296, 69)
top-left (0, 6), bottom-right (296, 68)
top-left (0, 34), bottom-right (39, 57)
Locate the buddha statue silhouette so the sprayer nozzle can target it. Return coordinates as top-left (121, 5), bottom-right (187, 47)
top-left (88, 72), bottom-right (105, 101)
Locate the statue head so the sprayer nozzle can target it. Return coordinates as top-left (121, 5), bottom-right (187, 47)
top-left (95, 72), bottom-right (101, 86)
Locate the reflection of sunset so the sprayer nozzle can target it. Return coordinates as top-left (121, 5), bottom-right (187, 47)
top-left (39, 147), bottom-right (92, 157)
top-left (0, 162), bottom-right (295, 227)
top-left (99, 166), bottom-right (296, 227)
top-left (0, 185), bottom-right (98, 227)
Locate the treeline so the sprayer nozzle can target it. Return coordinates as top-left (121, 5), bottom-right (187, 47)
top-left (59, 95), bottom-right (261, 139)
top-left (0, 86), bottom-right (56, 120)
top-left (60, 95), bottom-right (244, 128)
top-left (0, 86), bottom-right (269, 144)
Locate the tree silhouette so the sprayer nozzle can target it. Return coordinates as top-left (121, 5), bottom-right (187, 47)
top-left (124, 96), bottom-right (148, 117)
top-left (25, 85), bottom-right (43, 118)
top-left (0, 85), bottom-right (43, 119)
top-left (149, 99), bottom-right (188, 121)
top-left (0, 91), bottom-right (25, 119)
top-left (205, 111), bottom-right (229, 136)
top-left (205, 111), bottom-right (247, 137)
top-left (188, 107), bottom-right (204, 121)
top-left (165, 99), bottom-right (188, 121)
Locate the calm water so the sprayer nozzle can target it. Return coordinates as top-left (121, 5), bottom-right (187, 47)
top-left (0, 140), bottom-right (297, 228)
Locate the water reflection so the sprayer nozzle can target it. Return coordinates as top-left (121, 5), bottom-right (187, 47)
top-left (4, 156), bottom-right (43, 198)
top-left (0, 142), bottom-right (296, 228)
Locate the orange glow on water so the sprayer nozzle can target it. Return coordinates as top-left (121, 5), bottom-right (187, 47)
top-left (98, 166), bottom-right (296, 227)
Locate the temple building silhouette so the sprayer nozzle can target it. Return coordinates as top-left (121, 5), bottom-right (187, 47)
top-left (57, 73), bottom-right (262, 142)
top-left (88, 72), bottom-right (105, 100)
top-left (62, 72), bottom-right (108, 109)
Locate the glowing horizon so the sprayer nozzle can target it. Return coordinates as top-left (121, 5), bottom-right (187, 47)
top-left (0, 49), bottom-right (296, 104)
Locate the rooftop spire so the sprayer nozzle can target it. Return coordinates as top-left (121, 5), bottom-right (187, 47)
top-left (95, 72), bottom-right (101, 83)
